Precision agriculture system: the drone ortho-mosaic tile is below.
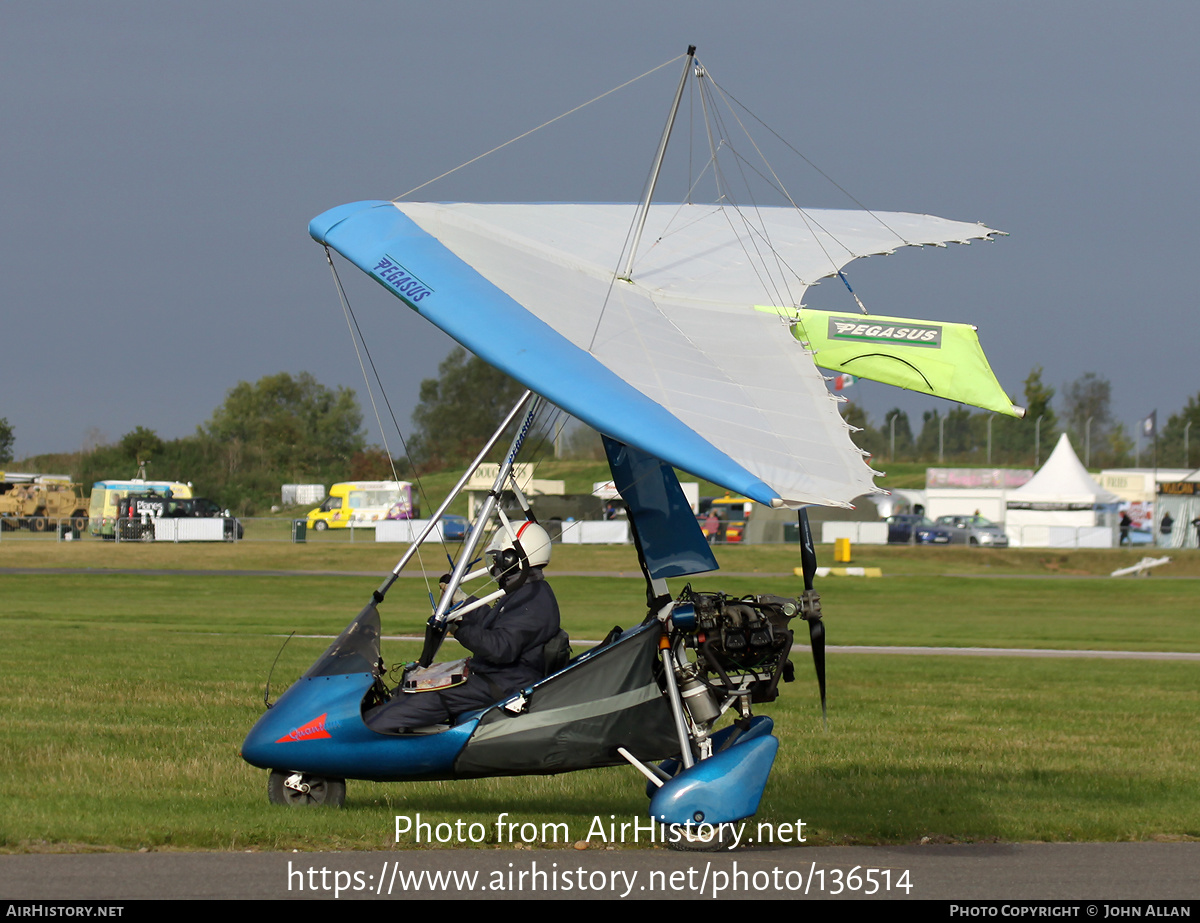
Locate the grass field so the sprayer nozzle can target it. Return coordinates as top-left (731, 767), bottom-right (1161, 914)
top-left (3, 537), bottom-right (1200, 578)
top-left (0, 542), bottom-right (1197, 852)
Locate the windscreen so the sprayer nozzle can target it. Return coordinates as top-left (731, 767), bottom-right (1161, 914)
top-left (302, 603), bottom-right (382, 678)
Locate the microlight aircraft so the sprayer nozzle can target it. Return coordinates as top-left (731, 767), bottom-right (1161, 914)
top-left (241, 47), bottom-right (1019, 849)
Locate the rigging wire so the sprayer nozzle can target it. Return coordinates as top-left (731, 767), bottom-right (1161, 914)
top-left (650, 68), bottom-right (799, 463)
top-left (586, 55), bottom-right (807, 446)
top-left (321, 253), bottom-right (582, 615)
top-left (702, 67), bottom-right (830, 312)
top-left (583, 56), bottom-right (857, 472)
top-left (585, 56), bottom-right (698, 354)
top-left (642, 60), bottom-right (880, 318)
top-left (365, 52), bottom-right (900, 562)
top-left (394, 54), bottom-right (688, 201)
top-left (585, 200), bottom-right (644, 355)
top-left (323, 248), bottom-right (443, 596)
top-left (703, 73), bottom-right (870, 313)
top-left (686, 68), bottom-right (695, 204)
top-left (325, 249), bottom-right (402, 476)
top-left (694, 67), bottom-right (800, 312)
top-left (710, 80), bottom-right (911, 246)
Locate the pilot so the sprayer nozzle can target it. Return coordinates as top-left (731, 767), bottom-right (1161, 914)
top-left (365, 521), bottom-right (561, 733)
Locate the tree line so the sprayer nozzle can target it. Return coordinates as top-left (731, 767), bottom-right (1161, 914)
top-left (9, 359), bottom-right (1200, 513)
top-left (10, 357), bottom-right (536, 515)
top-left (12, 373), bottom-right (381, 515)
top-left (411, 355), bottom-right (1200, 473)
top-left (843, 367), bottom-right (1200, 470)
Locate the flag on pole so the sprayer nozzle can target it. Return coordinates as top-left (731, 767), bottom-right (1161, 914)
top-left (1141, 411), bottom-right (1157, 439)
top-left (833, 374), bottom-right (856, 392)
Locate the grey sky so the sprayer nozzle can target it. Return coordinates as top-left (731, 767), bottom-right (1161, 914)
top-left (3, 2), bottom-right (1196, 463)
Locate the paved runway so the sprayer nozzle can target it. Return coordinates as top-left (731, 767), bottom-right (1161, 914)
top-left (2, 842), bottom-right (1197, 901)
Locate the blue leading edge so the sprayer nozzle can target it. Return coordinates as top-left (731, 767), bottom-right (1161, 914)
top-left (309, 201), bottom-right (779, 507)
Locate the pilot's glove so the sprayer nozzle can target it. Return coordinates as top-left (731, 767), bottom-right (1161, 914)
top-left (438, 573), bottom-right (465, 607)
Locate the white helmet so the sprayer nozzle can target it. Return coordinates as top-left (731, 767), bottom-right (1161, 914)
top-left (486, 520), bottom-right (552, 578)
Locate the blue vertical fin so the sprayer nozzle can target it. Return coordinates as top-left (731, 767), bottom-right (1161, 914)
top-left (603, 437), bottom-right (718, 580)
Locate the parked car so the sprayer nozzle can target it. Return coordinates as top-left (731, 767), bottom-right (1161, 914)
top-left (885, 514), bottom-right (952, 545)
top-left (933, 514), bottom-right (1010, 547)
top-left (442, 514), bottom-right (469, 541)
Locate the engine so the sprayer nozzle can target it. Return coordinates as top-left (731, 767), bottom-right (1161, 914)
top-left (667, 585), bottom-right (820, 728)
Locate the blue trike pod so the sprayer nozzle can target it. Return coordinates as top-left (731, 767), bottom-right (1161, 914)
top-left (241, 603), bottom-right (478, 781)
top-left (649, 732), bottom-right (779, 826)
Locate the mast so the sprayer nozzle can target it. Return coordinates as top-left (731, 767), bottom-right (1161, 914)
top-left (620, 44), bottom-right (695, 281)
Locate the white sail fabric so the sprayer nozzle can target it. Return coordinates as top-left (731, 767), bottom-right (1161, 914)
top-left (395, 202), bottom-right (1001, 508)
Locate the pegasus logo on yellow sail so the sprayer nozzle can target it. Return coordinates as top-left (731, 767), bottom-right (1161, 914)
top-left (829, 317), bottom-right (942, 347)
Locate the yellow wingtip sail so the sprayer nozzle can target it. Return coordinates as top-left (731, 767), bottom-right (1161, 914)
top-left (785, 308), bottom-right (1022, 418)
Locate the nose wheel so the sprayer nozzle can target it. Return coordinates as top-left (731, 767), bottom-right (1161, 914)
top-left (267, 769), bottom-right (346, 807)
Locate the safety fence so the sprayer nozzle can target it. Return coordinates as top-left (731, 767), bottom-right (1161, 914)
top-left (1, 517), bottom-right (1194, 549)
top-left (0, 515), bottom-right (250, 543)
top-left (0, 516), bottom-right (707, 545)
top-left (997, 523), bottom-right (1190, 549)
top-left (0, 516), bottom-right (628, 544)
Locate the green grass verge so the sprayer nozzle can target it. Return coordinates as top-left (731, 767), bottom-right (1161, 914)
top-left (5, 571), bottom-right (1196, 650)
top-left (4, 537), bottom-right (1200, 577)
top-left (0, 568), bottom-right (1197, 852)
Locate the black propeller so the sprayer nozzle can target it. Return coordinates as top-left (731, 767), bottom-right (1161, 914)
top-left (797, 508), bottom-right (826, 725)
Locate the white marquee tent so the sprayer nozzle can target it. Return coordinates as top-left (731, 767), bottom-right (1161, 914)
top-left (1004, 434), bottom-right (1119, 547)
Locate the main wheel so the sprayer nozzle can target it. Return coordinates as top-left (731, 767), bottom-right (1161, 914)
top-left (29, 517), bottom-right (48, 533)
top-left (267, 769), bottom-right (346, 807)
top-left (72, 516), bottom-right (88, 532)
top-left (666, 817), bottom-right (736, 852)
top-left (313, 520), bottom-right (328, 532)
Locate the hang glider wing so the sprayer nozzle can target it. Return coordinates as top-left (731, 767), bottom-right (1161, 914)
top-left (788, 309), bottom-right (1023, 418)
top-left (311, 200), bottom-right (1002, 508)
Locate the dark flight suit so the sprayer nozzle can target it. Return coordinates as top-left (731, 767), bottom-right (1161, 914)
top-left (365, 569), bottom-right (560, 732)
